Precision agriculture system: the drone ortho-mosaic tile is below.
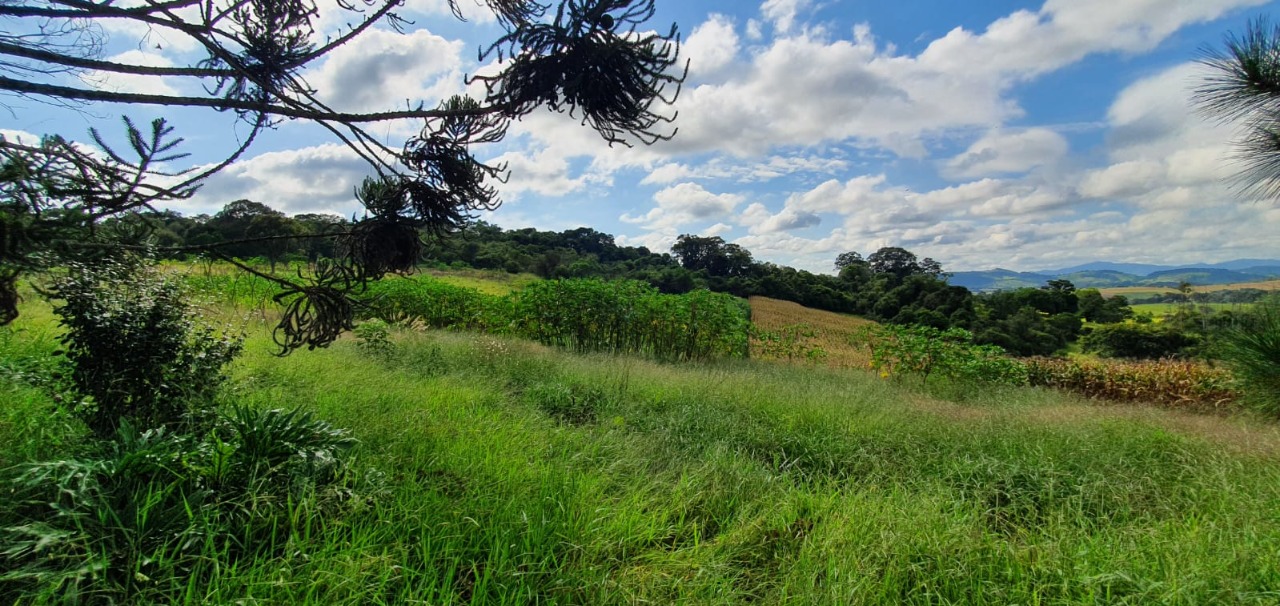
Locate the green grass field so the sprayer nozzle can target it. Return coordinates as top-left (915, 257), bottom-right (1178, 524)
top-left (5, 284), bottom-right (1280, 604)
top-left (1130, 302), bottom-right (1253, 317)
top-left (424, 268), bottom-right (541, 295)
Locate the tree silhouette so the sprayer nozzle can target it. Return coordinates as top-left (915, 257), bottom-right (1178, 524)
top-left (834, 251), bottom-right (864, 272)
top-left (0, 0), bottom-right (687, 352)
top-left (1195, 17), bottom-right (1280, 198)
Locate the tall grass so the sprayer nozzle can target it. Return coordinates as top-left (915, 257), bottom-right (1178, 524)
top-left (513, 279), bottom-right (750, 361)
top-left (5, 289), bottom-right (1280, 603)
top-left (189, 328), bottom-right (1280, 604)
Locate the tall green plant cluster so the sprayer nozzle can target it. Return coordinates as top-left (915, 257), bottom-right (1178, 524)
top-left (861, 324), bottom-right (1028, 386)
top-left (360, 276), bottom-right (509, 332)
top-left (513, 279), bottom-right (751, 361)
top-left (178, 263), bottom-right (287, 311)
top-left (360, 276), bottom-right (751, 362)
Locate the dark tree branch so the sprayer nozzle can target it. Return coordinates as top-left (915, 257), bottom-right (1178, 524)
top-left (0, 41), bottom-right (234, 77)
top-left (1, 0), bottom-right (686, 354)
top-left (0, 76), bottom-right (512, 122)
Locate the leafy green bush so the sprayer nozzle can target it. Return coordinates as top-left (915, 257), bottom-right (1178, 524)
top-left (353, 319), bottom-right (395, 359)
top-left (1217, 296), bottom-right (1280, 414)
top-left (52, 259), bottom-right (243, 438)
top-left (861, 325), bottom-right (1027, 386)
top-left (1, 258), bottom-right (368, 603)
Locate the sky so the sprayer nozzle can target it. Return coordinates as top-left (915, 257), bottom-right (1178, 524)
top-left (5, 0), bottom-right (1280, 273)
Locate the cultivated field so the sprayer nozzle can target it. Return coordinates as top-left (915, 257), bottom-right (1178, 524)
top-left (749, 296), bottom-right (875, 368)
top-left (1100, 279), bottom-right (1280, 299)
top-left (1130, 302), bottom-right (1256, 316)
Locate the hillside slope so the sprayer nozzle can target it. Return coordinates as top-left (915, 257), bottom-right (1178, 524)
top-left (749, 296), bottom-right (874, 368)
top-left (5, 291), bottom-right (1280, 603)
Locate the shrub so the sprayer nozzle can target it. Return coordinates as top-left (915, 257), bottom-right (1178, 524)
top-left (52, 259), bottom-right (243, 438)
top-left (861, 325), bottom-right (1027, 386)
top-left (353, 319), bottom-right (395, 359)
top-left (2, 257), bottom-right (369, 603)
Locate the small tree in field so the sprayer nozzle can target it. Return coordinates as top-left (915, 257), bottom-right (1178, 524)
top-left (0, 0), bottom-right (687, 353)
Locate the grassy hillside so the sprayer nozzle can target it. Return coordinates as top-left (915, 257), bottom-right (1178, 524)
top-left (8, 315), bottom-right (1280, 603)
top-left (5, 280), bottom-right (1280, 603)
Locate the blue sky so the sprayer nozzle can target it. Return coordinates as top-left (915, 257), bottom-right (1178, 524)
top-left (5, 0), bottom-right (1280, 273)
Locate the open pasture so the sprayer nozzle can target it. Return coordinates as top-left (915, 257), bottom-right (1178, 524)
top-left (1130, 302), bottom-right (1254, 316)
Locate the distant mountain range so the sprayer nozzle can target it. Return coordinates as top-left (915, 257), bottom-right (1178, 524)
top-left (949, 259), bottom-right (1280, 292)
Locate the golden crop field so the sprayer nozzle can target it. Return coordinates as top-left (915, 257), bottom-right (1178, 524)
top-left (748, 296), bottom-right (876, 368)
top-left (1099, 279), bottom-right (1280, 298)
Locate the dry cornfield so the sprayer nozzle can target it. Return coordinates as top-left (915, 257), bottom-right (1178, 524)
top-left (748, 296), bottom-right (877, 368)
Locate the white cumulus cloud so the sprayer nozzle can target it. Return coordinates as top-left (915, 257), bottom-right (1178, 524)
top-left (944, 128), bottom-right (1069, 178)
top-left (620, 182), bottom-right (745, 230)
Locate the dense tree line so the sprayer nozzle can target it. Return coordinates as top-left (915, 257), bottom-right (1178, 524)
top-left (149, 197), bottom-right (1280, 363)
top-left (144, 200), bottom-right (1158, 357)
